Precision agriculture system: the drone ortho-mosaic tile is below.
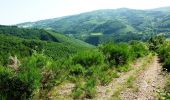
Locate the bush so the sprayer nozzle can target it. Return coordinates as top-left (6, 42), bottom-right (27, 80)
top-left (100, 42), bottom-right (131, 66)
top-left (19, 53), bottom-right (46, 89)
top-left (130, 41), bottom-right (149, 59)
top-left (163, 56), bottom-right (170, 71)
top-left (0, 53), bottom-right (60, 99)
top-left (148, 35), bottom-right (165, 51)
top-left (72, 50), bottom-right (104, 68)
top-left (157, 41), bottom-right (170, 71)
top-left (70, 64), bottom-right (85, 76)
top-left (0, 66), bottom-right (33, 100)
top-left (157, 42), bottom-right (170, 62)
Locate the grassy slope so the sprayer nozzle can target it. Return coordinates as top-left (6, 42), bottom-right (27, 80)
top-left (0, 26), bottom-right (93, 65)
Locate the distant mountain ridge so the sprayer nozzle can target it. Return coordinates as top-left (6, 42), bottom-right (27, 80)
top-left (18, 7), bottom-right (170, 45)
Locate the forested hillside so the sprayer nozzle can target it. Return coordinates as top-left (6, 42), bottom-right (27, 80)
top-left (0, 25), bottom-right (59, 42)
top-left (18, 7), bottom-right (170, 45)
top-left (0, 25), bottom-right (93, 66)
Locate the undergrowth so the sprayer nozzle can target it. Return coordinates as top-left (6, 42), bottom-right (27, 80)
top-left (0, 41), bottom-right (150, 99)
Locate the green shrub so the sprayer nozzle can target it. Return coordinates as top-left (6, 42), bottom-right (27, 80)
top-left (85, 65), bottom-right (102, 77)
top-left (148, 35), bottom-right (165, 51)
top-left (0, 53), bottom-right (57, 99)
top-left (22, 53), bottom-right (49, 69)
top-left (100, 42), bottom-right (131, 66)
top-left (157, 42), bottom-right (170, 63)
top-left (19, 53), bottom-right (46, 89)
top-left (70, 64), bottom-right (85, 76)
top-left (72, 50), bottom-right (104, 68)
top-left (0, 66), bottom-right (33, 100)
top-left (157, 41), bottom-right (170, 71)
top-left (163, 56), bottom-right (170, 71)
top-left (130, 41), bottom-right (149, 59)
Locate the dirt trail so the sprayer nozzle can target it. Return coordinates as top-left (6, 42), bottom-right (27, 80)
top-left (95, 56), bottom-right (151, 100)
top-left (120, 56), bottom-right (166, 100)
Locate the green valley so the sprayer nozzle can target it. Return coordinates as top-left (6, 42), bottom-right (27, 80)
top-left (18, 7), bottom-right (170, 45)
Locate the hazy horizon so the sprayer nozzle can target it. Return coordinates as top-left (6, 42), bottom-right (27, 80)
top-left (1, 0), bottom-right (170, 25)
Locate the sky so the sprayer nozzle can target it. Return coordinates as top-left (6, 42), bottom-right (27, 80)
top-left (0, 0), bottom-right (170, 25)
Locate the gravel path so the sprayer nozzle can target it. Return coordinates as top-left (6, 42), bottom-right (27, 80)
top-left (95, 56), bottom-right (150, 100)
top-left (120, 56), bottom-right (166, 100)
